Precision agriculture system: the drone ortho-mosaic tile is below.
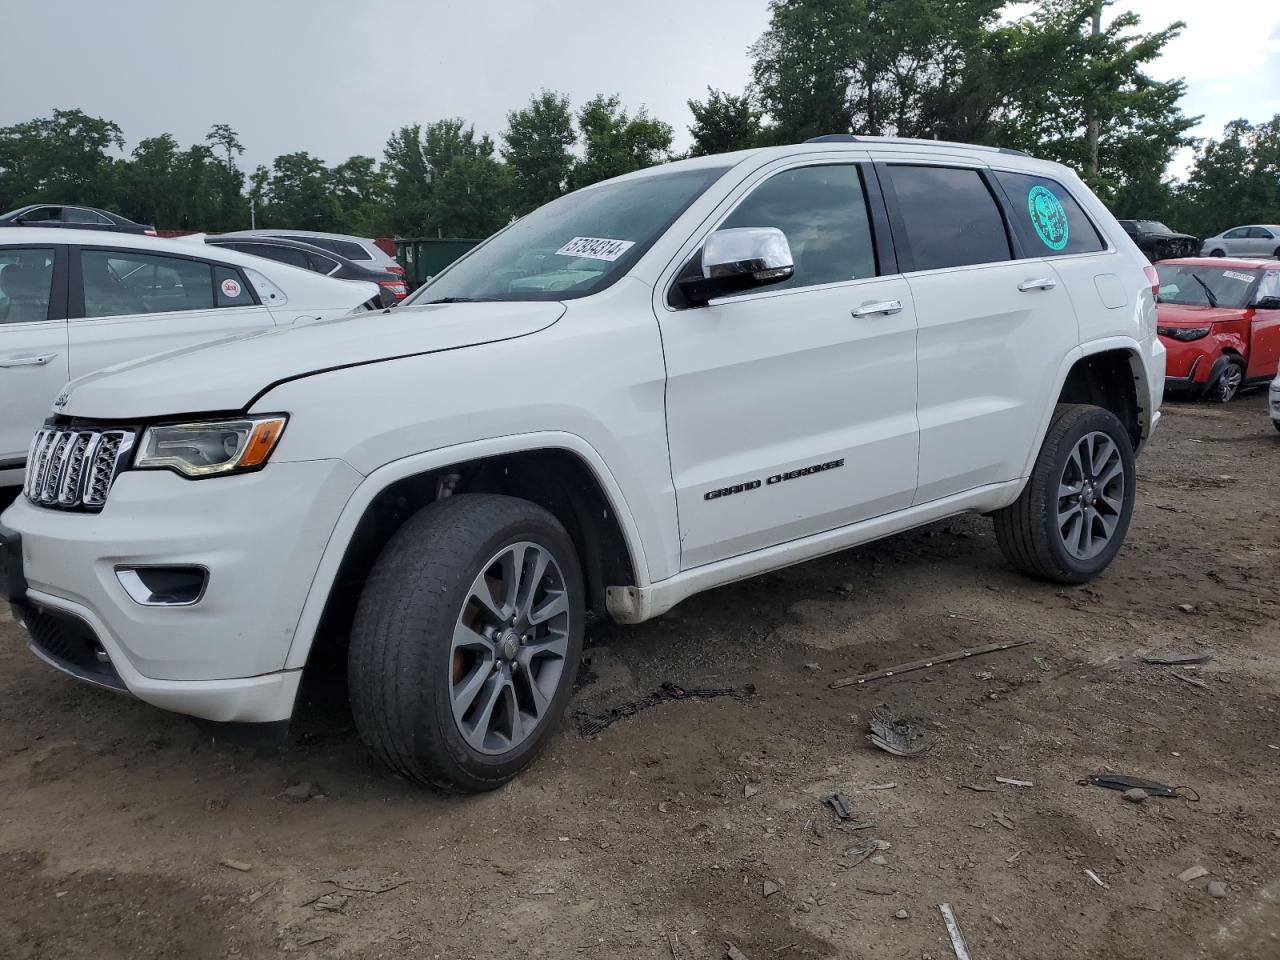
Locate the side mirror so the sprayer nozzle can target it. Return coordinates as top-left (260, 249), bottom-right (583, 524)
top-left (678, 227), bottom-right (794, 305)
top-left (1255, 296), bottom-right (1280, 310)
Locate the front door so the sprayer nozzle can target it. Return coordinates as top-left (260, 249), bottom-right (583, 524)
top-left (0, 245), bottom-right (68, 472)
top-left (66, 246), bottom-right (274, 381)
top-left (658, 162), bottom-right (920, 569)
top-left (1247, 271), bottom-right (1280, 380)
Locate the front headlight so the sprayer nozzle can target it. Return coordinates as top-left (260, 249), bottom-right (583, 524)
top-left (134, 415), bottom-right (287, 478)
top-left (1157, 325), bottom-right (1211, 342)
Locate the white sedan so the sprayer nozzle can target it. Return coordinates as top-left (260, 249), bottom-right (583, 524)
top-left (0, 228), bottom-right (380, 487)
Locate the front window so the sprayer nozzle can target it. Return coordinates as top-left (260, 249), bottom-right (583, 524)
top-left (1156, 264), bottom-right (1259, 309)
top-left (404, 166), bottom-right (729, 304)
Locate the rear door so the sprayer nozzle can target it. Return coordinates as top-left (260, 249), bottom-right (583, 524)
top-left (878, 160), bottom-right (1081, 503)
top-left (0, 245), bottom-right (68, 468)
top-left (1249, 227), bottom-right (1277, 258)
top-left (66, 246), bottom-right (276, 380)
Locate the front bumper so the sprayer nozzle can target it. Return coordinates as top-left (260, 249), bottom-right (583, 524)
top-left (1, 459), bottom-right (362, 723)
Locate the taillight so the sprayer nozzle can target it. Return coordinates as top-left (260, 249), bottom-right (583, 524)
top-left (144, 228), bottom-right (158, 237)
top-left (380, 281), bottom-right (408, 299)
top-left (388, 264), bottom-right (406, 278)
top-left (1144, 265), bottom-right (1159, 298)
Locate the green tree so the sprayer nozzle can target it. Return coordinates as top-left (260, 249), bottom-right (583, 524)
top-left (384, 119), bottom-right (512, 237)
top-left (258, 152), bottom-right (339, 230)
top-left (0, 108), bottom-right (124, 210)
top-left (984, 1), bottom-right (1196, 210)
top-left (1177, 117), bottom-right (1280, 238)
top-left (329, 155), bottom-right (387, 235)
top-left (750, 0), bottom-right (1003, 142)
top-left (570, 95), bottom-right (673, 189)
top-left (687, 88), bottom-right (764, 156)
top-left (502, 90), bottom-right (576, 214)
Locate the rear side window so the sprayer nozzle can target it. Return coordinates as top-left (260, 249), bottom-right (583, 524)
top-left (306, 252), bottom-right (339, 274)
top-left (81, 250), bottom-right (213, 318)
top-left (883, 165), bottom-right (1011, 272)
top-left (718, 164), bottom-right (877, 292)
top-left (214, 266), bottom-right (254, 307)
top-left (64, 207), bottom-right (112, 225)
top-left (993, 171), bottom-right (1105, 256)
top-left (0, 248), bottom-right (55, 324)
top-left (329, 239), bottom-right (370, 260)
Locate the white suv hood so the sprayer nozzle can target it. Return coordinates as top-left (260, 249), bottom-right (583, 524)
top-left (56, 302), bottom-right (567, 420)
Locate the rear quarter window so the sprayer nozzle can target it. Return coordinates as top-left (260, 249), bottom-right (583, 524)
top-left (993, 171), bottom-right (1105, 256)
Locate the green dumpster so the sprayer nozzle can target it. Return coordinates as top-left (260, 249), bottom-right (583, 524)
top-left (395, 238), bottom-right (483, 289)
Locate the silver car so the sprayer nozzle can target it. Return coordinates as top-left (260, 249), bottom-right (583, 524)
top-left (1201, 225), bottom-right (1280, 259)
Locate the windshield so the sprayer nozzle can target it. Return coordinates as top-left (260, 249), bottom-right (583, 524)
top-left (1156, 264), bottom-right (1259, 308)
top-left (404, 166), bottom-right (729, 304)
top-left (1137, 221), bottom-right (1173, 234)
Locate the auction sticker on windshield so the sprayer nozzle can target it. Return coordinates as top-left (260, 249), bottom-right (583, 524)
top-left (1223, 271), bottom-right (1255, 283)
top-left (555, 237), bottom-right (636, 262)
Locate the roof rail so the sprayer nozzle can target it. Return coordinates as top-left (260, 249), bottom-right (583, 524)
top-left (996, 147), bottom-right (1030, 157)
top-left (805, 134), bottom-right (860, 143)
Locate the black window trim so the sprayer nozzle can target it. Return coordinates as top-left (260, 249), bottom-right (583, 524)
top-left (987, 168), bottom-right (1111, 259)
top-left (667, 158), bottom-right (897, 309)
top-left (877, 160), bottom-right (1017, 274)
top-left (67, 244), bottom-right (261, 320)
top-left (0, 242), bottom-right (69, 324)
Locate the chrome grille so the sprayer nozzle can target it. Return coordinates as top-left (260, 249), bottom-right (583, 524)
top-left (24, 427), bottom-right (135, 510)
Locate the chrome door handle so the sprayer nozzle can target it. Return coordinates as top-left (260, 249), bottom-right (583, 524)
top-left (1018, 277), bottom-right (1057, 292)
top-left (851, 299), bottom-right (903, 317)
top-left (0, 353), bottom-right (57, 368)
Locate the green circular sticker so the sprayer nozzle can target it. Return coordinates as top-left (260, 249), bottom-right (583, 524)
top-left (1027, 185), bottom-right (1069, 251)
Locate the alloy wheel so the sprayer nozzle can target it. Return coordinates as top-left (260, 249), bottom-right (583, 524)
top-left (449, 541), bottom-right (571, 755)
top-left (1216, 364), bottom-right (1243, 402)
top-left (1056, 431), bottom-right (1126, 561)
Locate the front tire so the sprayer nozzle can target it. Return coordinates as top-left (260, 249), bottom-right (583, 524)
top-left (1211, 358), bottom-right (1244, 403)
top-left (1208, 248), bottom-right (1226, 257)
top-left (994, 405), bottom-right (1136, 584)
top-left (348, 494), bottom-right (585, 793)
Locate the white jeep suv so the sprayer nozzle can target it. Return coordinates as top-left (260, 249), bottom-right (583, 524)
top-left (1, 137), bottom-right (1165, 792)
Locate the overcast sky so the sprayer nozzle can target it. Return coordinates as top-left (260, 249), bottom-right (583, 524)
top-left (1, 0), bottom-right (1277, 177)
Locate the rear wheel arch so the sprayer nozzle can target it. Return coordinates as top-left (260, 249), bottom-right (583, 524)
top-left (295, 446), bottom-right (641, 675)
top-left (1054, 348), bottom-right (1145, 451)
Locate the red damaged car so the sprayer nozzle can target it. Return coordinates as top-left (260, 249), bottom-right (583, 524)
top-left (1156, 258), bottom-right (1280, 402)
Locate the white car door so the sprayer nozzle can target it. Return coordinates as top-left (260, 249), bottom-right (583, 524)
top-left (67, 245), bottom-right (277, 382)
top-left (877, 161), bottom-right (1081, 503)
top-left (657, 161), bottom-right (919, 569)
top-left (0, 245), bottom-right (68, 478)
top-left (1249, 227), bottom-right (1277, 258)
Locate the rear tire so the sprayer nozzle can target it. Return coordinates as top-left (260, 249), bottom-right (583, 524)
top-left (1209, 248), bottom-right (1226, 257)
top-left (994, 404), bottom-right (1136, 584)
top-left (348, 494), bottom-right (585, 793)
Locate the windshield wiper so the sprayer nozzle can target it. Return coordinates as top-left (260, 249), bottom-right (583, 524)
top-left (422, 296), bottom-right (502, 304)
top-left (1189, 274), bottom-right (1218, 308)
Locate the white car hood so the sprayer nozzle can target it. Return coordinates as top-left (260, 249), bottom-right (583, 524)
top-left (56, 301), bottom-right (566, 420)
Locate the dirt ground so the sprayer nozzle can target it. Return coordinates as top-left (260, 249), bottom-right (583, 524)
top-left (1, 393), bottom-right (1278, 960)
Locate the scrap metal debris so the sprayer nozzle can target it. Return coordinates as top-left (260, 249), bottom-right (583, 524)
top-left (328, 869), bottom-right (413, 893)
top-left (1085, 868), bottom-right (1108, 888)
top-left (1174, 672), bottom-right (1210, 690)
top-left (995, 776), bottom-right (1033, 788)
top-left (1082, 773), bottom-right (1199, 801)
top-left (938, 903), bottom-right (973, 960)
top-left (868, 705), bottom-right (939, 757)
top-left (825, 792), bottom-right (854, 820)
top-left (831, 640), bottom-right (1034, 688)
top-left (577, 682), bottom-right (755, 737)
top-left (1142, 652), bottom-right (1213, 665)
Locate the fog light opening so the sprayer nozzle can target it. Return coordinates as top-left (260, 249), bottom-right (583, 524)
top-left (115, 566), bottom-right (208, 606)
